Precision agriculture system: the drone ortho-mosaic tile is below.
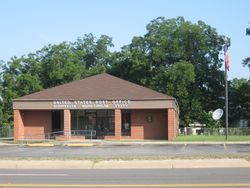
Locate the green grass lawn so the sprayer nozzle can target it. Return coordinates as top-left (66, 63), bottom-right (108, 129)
top-left (175, 135), bottom-right (250, 141)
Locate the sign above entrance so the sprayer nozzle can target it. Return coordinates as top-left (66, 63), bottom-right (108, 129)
top-left (13, 99), bottom-right (177, 110)
top-left (52, 100), bottom-right (131, 109)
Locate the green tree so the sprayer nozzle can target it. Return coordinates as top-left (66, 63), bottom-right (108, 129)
top-left (229, 78), bottom-right (250, 124)
top-left (0, 57), bottom-right (43, 126)
top-left (242, 36), bottom-right (250, 78)
top-left (38, 42), bottom-right (85, 88)
top-left (243, 56), bottom-right (250, 73)
top-left (111, 16), bottom-right (226, 126)
top-left (164, 61), bottom-right (196, 125)
top-left (72, 34), bottom-right (114, 77)
top-left (0, 33), bottom-right (115, 127)
top-left (109, 39), bottom-right (150, 86)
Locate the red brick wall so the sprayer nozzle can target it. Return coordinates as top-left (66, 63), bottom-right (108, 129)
top-left (131, 109), bottom-right (167, 139)
top-left (114, 109), bottom-right (122, 139)
top-left (22, 110), bottom-right (52, 139)
top-left (105, 109), bottom-right (172, 140)
top-left (14, 110), bottom-right (24, 140)
top-left (130, 110), bottom-right (144, 139)
top-left (63, 110), bottom-right (71, 140)
top-left (175, 109), bottom-right (179, 135)
top-left (167, 109), bottom-right (177, 140)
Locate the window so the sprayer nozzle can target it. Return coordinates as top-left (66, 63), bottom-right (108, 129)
top-left (122, 110), bottom-right (131, 136)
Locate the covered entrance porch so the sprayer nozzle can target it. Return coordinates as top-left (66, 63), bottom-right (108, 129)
top-left (62, 109), bottom-right (128, 140)
top-left (14, 109), bottom-right (132, 140)
top-left (14, 108), bottom-right (177, 141)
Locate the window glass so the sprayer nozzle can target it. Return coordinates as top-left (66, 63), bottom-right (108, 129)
top-left (71, 110), bottom-right (115, 138)
top-left (122, 110), bottom-right (131, 136)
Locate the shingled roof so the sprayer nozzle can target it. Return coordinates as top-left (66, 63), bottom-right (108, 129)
top-left (14, 73), bottom-right (174, 101)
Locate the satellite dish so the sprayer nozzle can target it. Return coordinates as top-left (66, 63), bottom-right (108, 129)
top-left (212, 108), bottom-right (223, 120)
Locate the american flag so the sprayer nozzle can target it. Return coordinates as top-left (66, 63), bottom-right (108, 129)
top-left (224, 45), bottom-right (230, 71)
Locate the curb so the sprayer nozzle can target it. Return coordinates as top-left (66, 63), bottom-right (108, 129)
top-left (26, 143), bottom-right (96, 147)
top-left (2, 141), bottom-right (250, 147)
top-left (98, 141), bottom-right (250, 145)
top-left (64, 143), bottom-right (96, 147)
top-left (27, 143), bottom-right (54, 147)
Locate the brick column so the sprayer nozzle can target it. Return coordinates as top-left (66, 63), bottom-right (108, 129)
top-left (115, 109), bottom-right (122, 139)
top-left (167, 109), bottom-right (176, 141)
top-left (63, 110), bottom-right (71, 139)
top-left (14, 110), bottom-right (24, 141)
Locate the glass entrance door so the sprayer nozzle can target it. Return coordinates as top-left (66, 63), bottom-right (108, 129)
top-left (71, 110), bottom-right (115, 139)
top-left (85, 111), bottom-right (97, 131)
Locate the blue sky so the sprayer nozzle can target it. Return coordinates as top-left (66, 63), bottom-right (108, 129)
top-left (0, 0), bottom-right (249, 79)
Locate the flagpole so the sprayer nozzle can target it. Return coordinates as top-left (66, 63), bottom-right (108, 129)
top-left (225, 61), bottom-right (228, 140)
top-left (225, 44), bottom-right (229, 141)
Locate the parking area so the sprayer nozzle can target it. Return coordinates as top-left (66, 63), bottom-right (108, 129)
top-left (0, 143), bottom-right (250, 158)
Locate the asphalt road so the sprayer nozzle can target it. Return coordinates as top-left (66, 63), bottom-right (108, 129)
top-left (0, 168), bottom-right (250, 187)
top-left (0, 144), bottom-right (250, 158)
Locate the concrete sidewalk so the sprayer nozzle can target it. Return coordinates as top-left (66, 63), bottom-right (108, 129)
top-left (0, 159), bottom-right (250, 169)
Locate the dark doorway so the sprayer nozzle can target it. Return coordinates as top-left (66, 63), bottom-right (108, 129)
top-left (52, 110), bottom-right (62, 132)
top-left (122, 110), bottom-right (131, 136)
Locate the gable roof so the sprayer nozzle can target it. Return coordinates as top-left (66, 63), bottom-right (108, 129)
top-left (14, 73), bottom-right (174, 101)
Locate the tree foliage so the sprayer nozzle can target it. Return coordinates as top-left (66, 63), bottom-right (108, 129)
top-left (229, 78), bottom-right (250, 124)
top-left (0, 34), bottom-right (114, 126)
top-left (243, 56), bottom-right (250, 73)
top-left (110, 17), bottom-right (226, 126)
